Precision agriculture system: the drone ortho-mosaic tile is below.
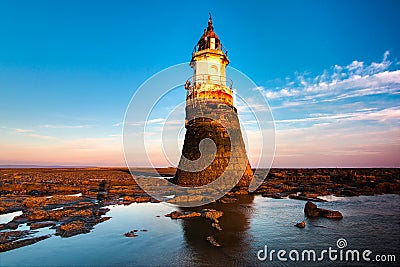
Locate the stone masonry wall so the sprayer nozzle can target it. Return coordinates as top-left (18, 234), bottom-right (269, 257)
top-left (173, 100), bottom-right (253, 192)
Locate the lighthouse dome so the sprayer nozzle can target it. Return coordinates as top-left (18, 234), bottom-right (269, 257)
top-left (196, 14), bottom-right (221, 51)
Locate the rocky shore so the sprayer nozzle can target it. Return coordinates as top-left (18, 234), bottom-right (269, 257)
top-left (255, 168), bottom-right (399, 198)
top-left (0, 167), bottom-right (398, 252)
top-left (0, 168), bottom-right (151, 252)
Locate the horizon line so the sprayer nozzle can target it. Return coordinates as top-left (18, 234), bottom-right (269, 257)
top-left (0, 164), bottom-right (398, 169)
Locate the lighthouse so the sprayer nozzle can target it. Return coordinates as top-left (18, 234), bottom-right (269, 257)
top-left (173, 15), bottom-right (253, 193)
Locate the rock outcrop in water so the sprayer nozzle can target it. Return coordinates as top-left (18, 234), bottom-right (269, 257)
top-left (207, 236), bottom-right (221, 247)
top-left (165, 209), bottom-right (224, 221)
top-left (201, 209), bottom-right (223, 222)
top-left (165, 211), bottom-right (202, 219)
top-left (0, 234), bottom-right (52, 252)
top-left (124, 229), bottom-right (148, 237)
top-left (304, 201), bottom-right (343, 219)
top-left (165, 209), bottom-right (224, 232)
top-left (124, 230), bottom-right (138, 237)
top-left (295, 221), bottom-right (306, 228)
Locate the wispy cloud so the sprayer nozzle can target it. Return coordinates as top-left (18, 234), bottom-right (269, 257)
top-left (259, 51), bottom-right (400, 128)
top-left (3, 127), bottom-right (57, 140)
top-left (40, 124), bottom-right (92, 129)
top-left (263, 51), bottom-right (399, 102)
top-left (275, 107), bottom-right (400, 125)
top-left (146, 118), bottom-right (165, 125)
top-left (253, 51), bottom-right (400, 167)
top-left (113, 118), bottom-right (165, 127)
top-left (10, 128), bottom-right (35, 133)
top-left (24, 133), bottom-right (57, 140)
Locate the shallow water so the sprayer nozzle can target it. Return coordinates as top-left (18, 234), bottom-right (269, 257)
top-left (1, 194), bottom-right (399, 266)
top-left (0, 211), bottom-right (22, 224)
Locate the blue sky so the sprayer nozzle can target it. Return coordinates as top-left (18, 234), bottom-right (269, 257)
top-left (0, 0), bottom-right (399, 167)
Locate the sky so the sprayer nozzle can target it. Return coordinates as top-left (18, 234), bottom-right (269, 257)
top-left (0, 0), bottom-right (399, 167)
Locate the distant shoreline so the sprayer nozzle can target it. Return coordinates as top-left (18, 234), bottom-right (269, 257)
top-left (1, 165), bottom-right (399, 169)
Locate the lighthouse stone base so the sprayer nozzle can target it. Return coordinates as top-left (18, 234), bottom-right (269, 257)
top-left (171, 99), bottom-right (253, 193)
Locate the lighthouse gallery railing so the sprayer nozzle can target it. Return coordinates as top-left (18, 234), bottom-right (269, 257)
top-left (185, 75), bottom-right (233, 90)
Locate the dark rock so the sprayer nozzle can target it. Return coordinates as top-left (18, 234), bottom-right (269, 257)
top-left (304, 201), bottom-right (320, 217)
top-left (150, 198), bottom-right (161, 203)
top-left (295, 221), bottom-right (306, 228)
top-left (97, 208), bottom-right (110, 216)
top-left (165, 209), bottom-right (224, 231)
top-left (30, 221), bottom-right (56, 230)
top-left (319, 209), bottom-right (343, 219)
top-left (0, 234), bottom-right (51, 252)
top-left (123, 195), bottom-right (134, 204)
top-left (272, 194), bottom-right (285, 199)
top-left (124, 230), bottom-right (138, 237)
top-left (134, 196), bottom-right (152, 203)
top-left (55, 220), bottom-right (90, 237)
top-left (217, 196), bottom-right (237, 203)
top-left (12, 215), bottom-right (29, 224)
top-left (0, 221), bottom-right (19, 230)
top-left (28, 190), bottom-right (42, 196)
top-left (289, 194), bottom-right (326, 202)
top-left (98, 216), bottom-right (111, 223)
top-left (304, 201), bottom-right (343, 219)
top-left (201, 209), bottom-right (223, 223)
top-left (0, 230), bottom-right (31, 244)
top-left (262, 193), bottom-right (284, 199)
top-left (165, 211), bottom-right (201, 219)
top-left (230, 187), bottom-right (249, 195)
top-left (28, 209), bottom-right (50, 221)
top-left (340, 190), bottom-right (360, 196)
top-left (207, 236), bottom-right (221, 247)
top-left (212, 223), bottom-right (222, 231)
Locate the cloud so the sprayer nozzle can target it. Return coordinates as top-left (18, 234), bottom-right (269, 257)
top-left (113, 118), bottom-right (165, 127)
top-left (253, 51), bottom-right (400, 167)
top-left (146, 118), bottom-right (165, 125)
top-left (2, 127), bottom-right (57, 141)
top-left (263, 50), bottom-right (399, 102)
top-left (11, 128), bottom-right (35, 133)
top-left (109, 134), bottom-right (123, 137)
top-left (40, 124), bottom-right (92, 129)
top-left (347, 60), bottom-right (364, 74)
top-left (24, 133), bottom-right (57, 140)
top-left (275, 107), bottom-right (400, 125)
top-left (265, 88), bottom-right (300, 99)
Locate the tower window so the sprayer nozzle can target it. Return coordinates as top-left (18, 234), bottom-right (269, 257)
top-left (210, 38), bottom-right (215, 49)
